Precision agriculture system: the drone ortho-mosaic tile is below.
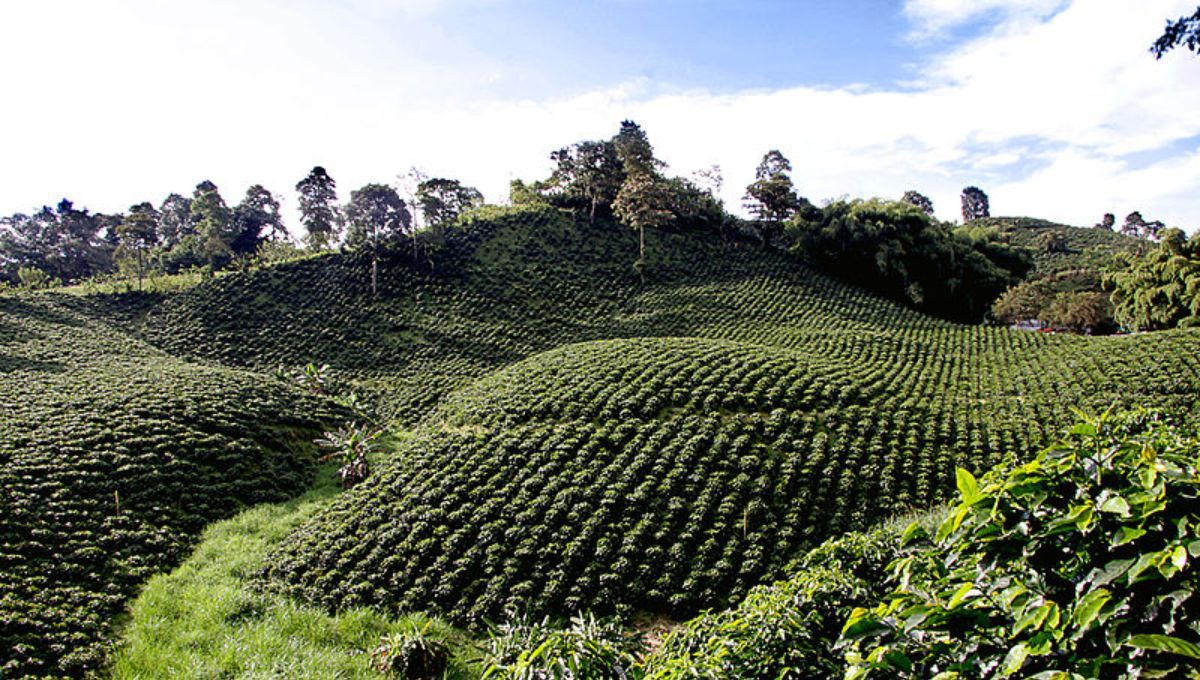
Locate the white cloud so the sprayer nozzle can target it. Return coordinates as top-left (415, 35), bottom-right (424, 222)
top-left (903, 0), bottom-right (1069, 40)
top-left (0, 0), bottom-right (1197, 235)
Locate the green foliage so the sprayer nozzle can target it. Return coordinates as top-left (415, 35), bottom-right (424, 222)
top-left (16, 264), bottom-right (54, 290)
top-left (297, 166), bottom-right (341, 250)
top-left (315, 422), bottom-right (382, 489)
top-left (961, 186), bottom-right (990, 222)
top-left (1105, 228), bottom-right (1200, 331)
top-left (191, 180), bottom-right (236, 273)
top-left (1153, 6), bottom-right (1200, 57)
top-left (992, 269), bottom-right (1115, 333)
top-left (0, 296), bottom-right (339, 676)
top-left (901, 190), bottom-right (935, 216)
top-left (0, 199), bottom-right (114, 285)
top-left (743, 150), bottom-right (813, 247)
top-left (417, 178), bottom-right (485, 229)
top-left (481, 613), bottom-right (645, 679)
top-left (975, 217), bottom-right (1140, 278)
top-left (643, 522), bottom-right (908, 679)
top-left (263, 317), bottom-right (1200, 634)
top-left (373, 620), bottom-right (453, 678)
top-left (841, 411), bottom-right (1200, 679)
top-left (7, 204), bottom-right (1200, 676)
top-left (786, 198), bottom-right (1032, 321)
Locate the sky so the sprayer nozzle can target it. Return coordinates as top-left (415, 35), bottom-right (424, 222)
top-left (1, 0), bottom-right (1198, 233)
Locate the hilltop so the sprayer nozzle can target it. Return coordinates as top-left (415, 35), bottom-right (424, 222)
top-left (975, 215), bottom-right (1141, 276)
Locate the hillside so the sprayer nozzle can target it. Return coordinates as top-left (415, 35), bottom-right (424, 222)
top-left (3, 205), bottom-right (1200, 676)
top-left (976, 216), bottom-right (1141, 276)
top-left (0, 296), bottom-right (341, 676)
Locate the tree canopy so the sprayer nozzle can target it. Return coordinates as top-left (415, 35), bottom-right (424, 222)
top-left (786, 198), bottom-right (1032, 321)
top-left (1105, 228), bottom-right (1200, 331)
top-left (296, 166), bottom-right (340, 250)
top-left (1152, 6), bottom-right (1200, 58)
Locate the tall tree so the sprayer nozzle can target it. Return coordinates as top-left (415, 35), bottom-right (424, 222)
top-left (190, 181), bottom-right (234, 276)
top-left (549, 140), bottom-right (624, 220)
top-left (0, 199), bottom-right (110, 284)
top-left (961, 186), bottom-right (990, 222)
top-left (744, 150), bottom-right (804, 247)
top-left (1095, 212), bottom-right (1115, 230)
top-left (416, 178), bottom-right (484, 228)
top-left (613, 171), bottom-right (674, 285)
top-left (612, 121), bottom-right (669, 282)
top-left (296, 166), bottom-right (340, 250)
top-left (1152, 6), bottom-right (1200, 58)
top-left (901, 190), bottom-right (935, 216)
top-left (613, 120), bottom-right (659, 176)
top-left (231, 184), bottom-right (285, 256)
top-left (344, 183), bottom-right (412, 297)
top-left (157, 193), bottom-right (193, 249)
top-left (116, 202), bottom-right (159, 290)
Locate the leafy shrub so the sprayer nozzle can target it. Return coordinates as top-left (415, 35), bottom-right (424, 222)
top-left (841, 411), bottom-right (1200, 678)
top-left (643, 525), bottom-right (903, 678)
top-left (1105, 228), bottom-right (1200, 331)
top-left (481, 613), bottom-right (645, 679)
top-left (315, 422), bottom-right (382, 489)
top-left (991, 268), bottom-right (1115, 333)
top-left (373, 620), bottom-right (452, 679)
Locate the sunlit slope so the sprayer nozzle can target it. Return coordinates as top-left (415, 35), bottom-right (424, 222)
top-left (0, 297), bottom-right (337, 677)
top-left (975, 216), bottom-right (1140, 276)
top-left (264, 320), bottom-right (1200, 628)
top-left (129, 207), bottom-right (965, 422)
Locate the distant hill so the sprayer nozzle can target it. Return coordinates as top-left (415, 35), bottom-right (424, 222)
top-left (973, 215), bottom-right (1141, 277)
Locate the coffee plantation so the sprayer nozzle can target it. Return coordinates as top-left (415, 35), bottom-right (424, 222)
top-left (2, 205), bottom-right (1199, 677)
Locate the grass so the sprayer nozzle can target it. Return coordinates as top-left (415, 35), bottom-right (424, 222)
top-left (110, 465), bottom-right (480, 679)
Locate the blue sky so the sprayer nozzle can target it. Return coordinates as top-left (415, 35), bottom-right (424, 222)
top-left (0, 0), bottom-right (1197, 231)
top-left (422, 1), bottom-right (923, 95)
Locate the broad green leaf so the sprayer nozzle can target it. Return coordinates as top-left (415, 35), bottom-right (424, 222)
top-left (1072, 589), bottom-right (1111, 630)
top-left (1013, 603), bottom-right (1052, 637)
top-left (1000, 643), bottom-right (1029, 676)
top-left (948, 582), bottom-right (978, 609)
top-left (1112, 526), bottom-right (1146, 547)
top-left (1098, 494), bottom-right (1131, 516)
top-left (956, 468), bottom-right (982, 504)
top-left (1125, 634), bottom-right (1200, 659)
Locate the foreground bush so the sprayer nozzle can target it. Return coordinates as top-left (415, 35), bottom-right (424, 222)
top-left (481, 613), bottom-right (645, 679)
top-left (843, 411), bottom-right (1200, 678)
top-left (643, 525), bottom-right (903, 678)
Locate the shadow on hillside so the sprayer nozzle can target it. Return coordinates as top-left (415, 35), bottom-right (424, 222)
top-left (0, 296), bottom-right (85, 328)
top-left (0, 353), bottom-right (65, 374)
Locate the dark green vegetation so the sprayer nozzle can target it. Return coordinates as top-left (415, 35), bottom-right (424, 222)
top-left (0, 296), bottom-right (338, 676)
top-left (991, 269), bottom-right (1114, 334)
top-left (1106, 228), bottom-right (1200, 331)
top-left (843, 411), bottom-right (1200, 678)
top-left (640, 412), bottom-right (1200, 679)
top-left (2, 200), bottom-right (1199, 677)
top-left (787, 199), bottom-right (1032, 321)
top-left (975, 216), bottom-right (1141, 278)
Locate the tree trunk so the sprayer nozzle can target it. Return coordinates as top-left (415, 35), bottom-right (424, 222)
top-left (639, 225), bottom-right (646, 285)
top-left (136, 247), bottom-right (144, 292)
top-left (371, 251), bottom-right (378, 299)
